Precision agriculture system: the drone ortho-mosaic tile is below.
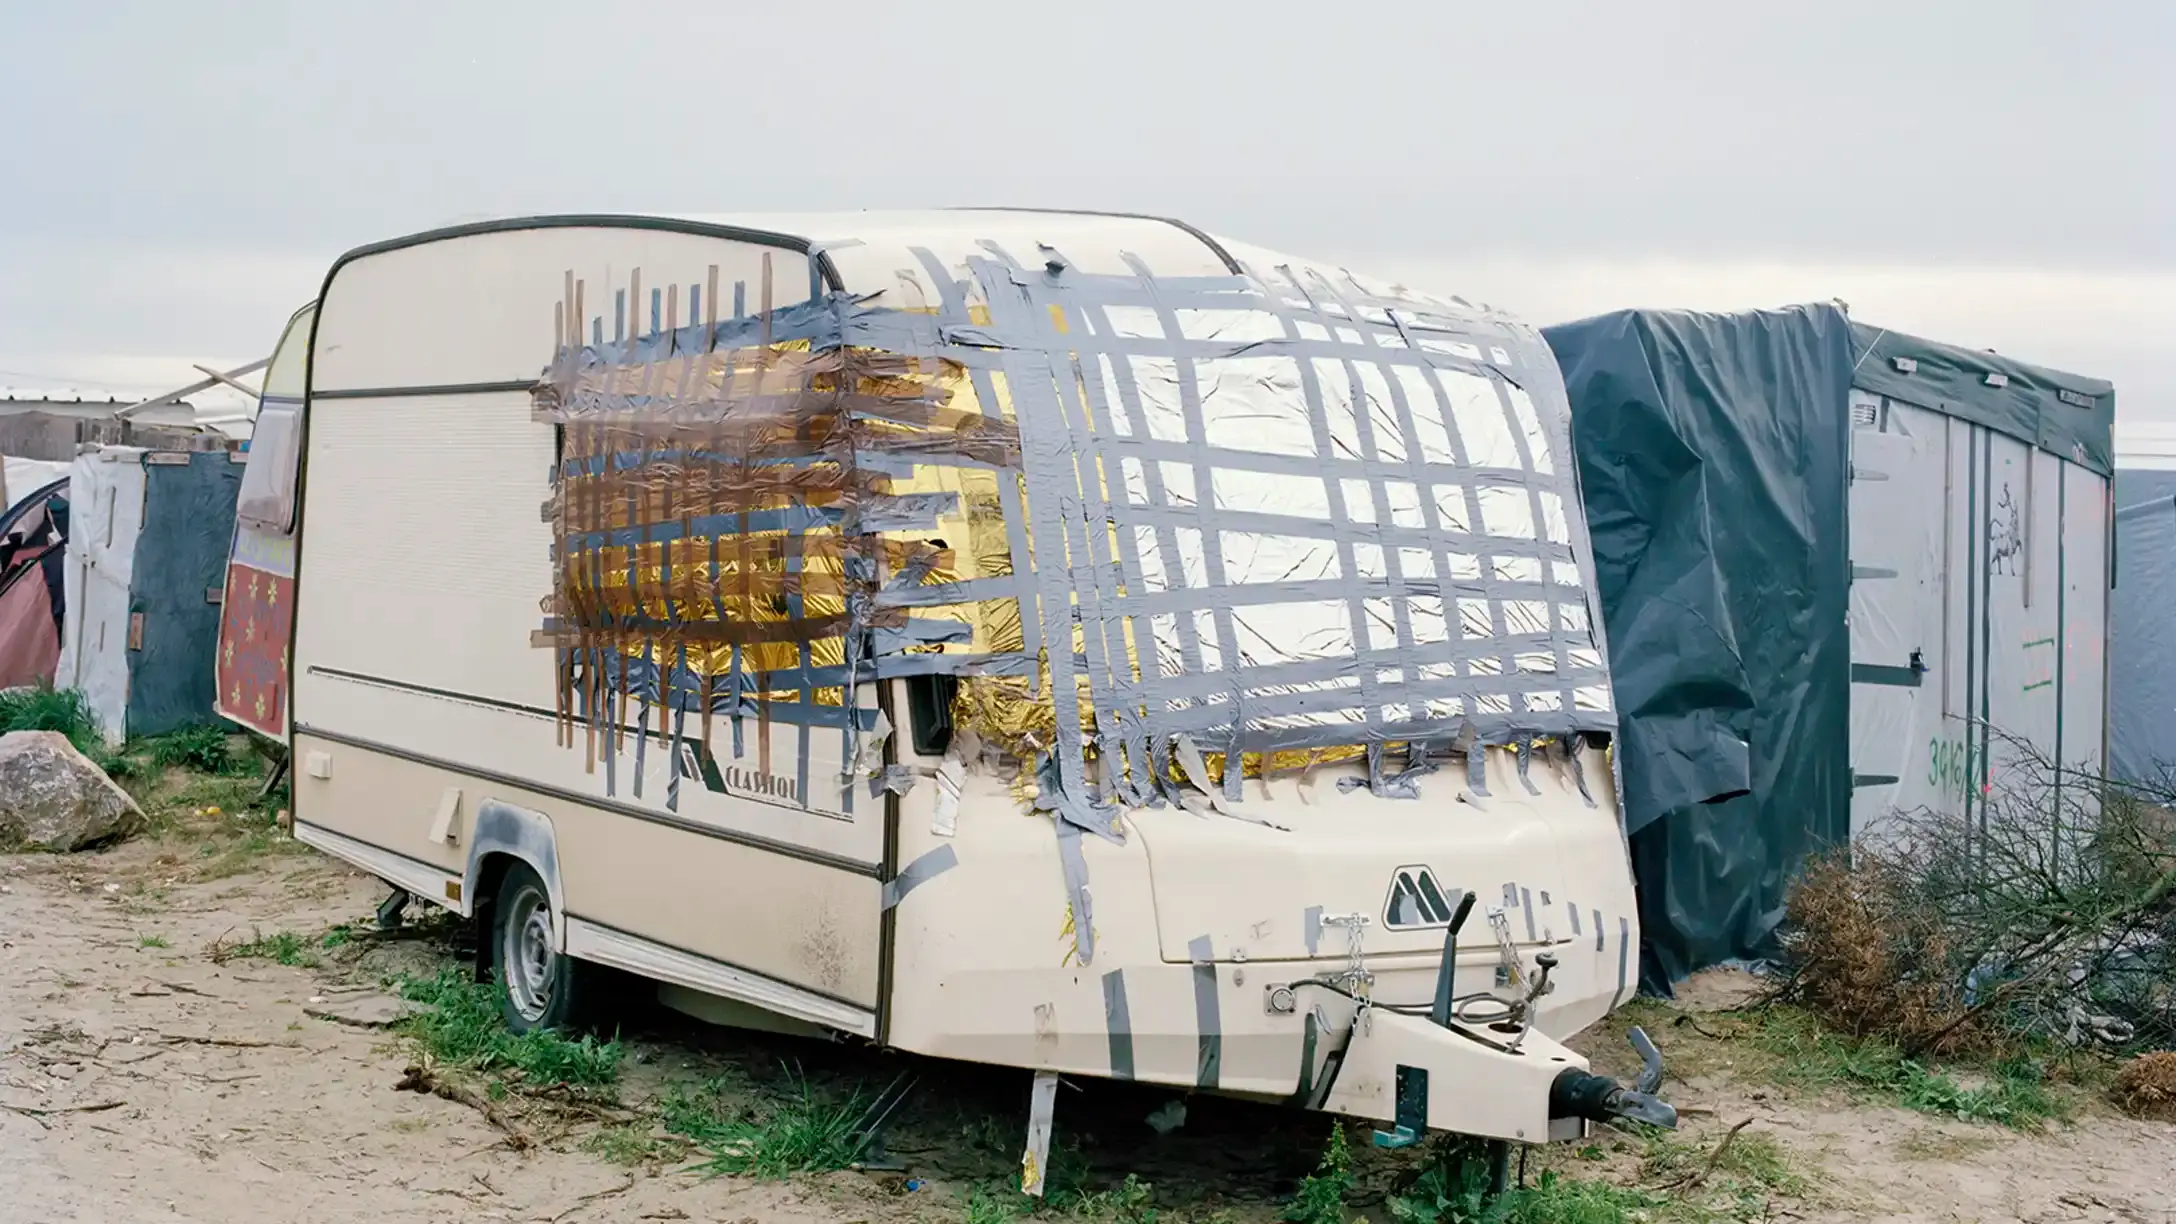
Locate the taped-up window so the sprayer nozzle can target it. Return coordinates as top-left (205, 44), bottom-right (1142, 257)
top-left (237, 300), bottom-right (316, 535)
top-left (236, 403), bottom-right (300, 532)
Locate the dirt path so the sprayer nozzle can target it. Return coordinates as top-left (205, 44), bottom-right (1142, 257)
top-left (4, 834), bottom-right (2173, 1224)
top-left (0, 846), bottom-right (837, 1224)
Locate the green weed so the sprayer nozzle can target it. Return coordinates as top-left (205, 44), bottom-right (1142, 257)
top-left (962, 1186), bottom-right (1023, 1224)
top-left (1743, 1010), bottom-right (2068, 1128)
top-left (137, 933), bottom-right (170, 949)
top-left (0, 686), bottom-right (98, 747)
top-left (1283, 1123), bottom-right (1354, 1224)
top-left (1389, 1147), bottom-right (1664, 1224)
top-left (223, 928), bottom-right (318, 968)
top-left (321, 923), bottom-right (354, 949)
top-left (145, 725), bottom-right (245, 775)
top-left (662, 1069), bottom-right (868, 1179)
top-left (394, 970), bottom-right (622, 1090)
top-left (1502, 1173), bottom-right (1663, 1224)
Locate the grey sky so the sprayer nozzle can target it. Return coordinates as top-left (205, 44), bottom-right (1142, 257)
top-left (2, 0), bottom-right (2169, 414)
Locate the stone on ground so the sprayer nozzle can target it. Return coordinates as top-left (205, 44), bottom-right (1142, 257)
top-left (0, 730), bottom-right (146, 852)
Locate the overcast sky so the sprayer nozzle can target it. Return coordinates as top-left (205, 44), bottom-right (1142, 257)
top-left (2, 0), bottom-right (2169, 418)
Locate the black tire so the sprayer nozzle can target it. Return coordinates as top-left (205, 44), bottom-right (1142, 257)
top-left (489, 861), bottom-right (603, 1035)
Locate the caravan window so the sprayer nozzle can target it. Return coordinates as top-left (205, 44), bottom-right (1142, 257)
top-left (236, 302), bottom-right (316, 533)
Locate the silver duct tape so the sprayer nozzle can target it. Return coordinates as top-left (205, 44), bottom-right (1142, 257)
top-left (880, 844), bottom-right (959, 911)
top-left (1568, 902), bottom-right (1582, 936)
top-left (1616, 916), bottom-right (1632, 1005)
top-left (1593, 909), bottom-right (1604, 953)
top-left (1303, 905), bottom-right (1324, 956)
top-left (1515, 740), bottom-right (1543, 796)
top-left (1021, 1069), bottom-right (1059, 1198)
top-left (955, 247), bottom-right (1612, 781)
top-left (1102, 970), bottom-right (1134, 1080)
top-left (1056, 822), bottom-right (1096, 966)
top-left (1522, 887), bottom-right (1537, 943)
top-left (1189, 935), bottom-right (1221, 1090)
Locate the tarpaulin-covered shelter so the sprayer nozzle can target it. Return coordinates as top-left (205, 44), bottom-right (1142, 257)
top-left (1544, 304), bottom-right (2114, 989)
top-left (55, 446), bottom-right (244, 742)
top-left (0, 476), bottom-right (70, 688)
top-left (2110, 423), bottom-right (2176, 786)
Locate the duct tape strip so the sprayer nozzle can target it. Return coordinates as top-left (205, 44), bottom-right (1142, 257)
top-left (1515, 740), bottom-right (1542, 795)
top-left (907, 247), bottom-right (1044, 685)
top-left (1304, 905), bottom-right (1324, 956)
top-left (1021, 1070), bottom-right (1059, 1198)
top-left (1466, 744), bottom-right (1491, 798)
top-left (880, 844), bottom-right (959, 911)
top-left (1189, 935), bottom-right (1221, 1090)
top-left (1566, 736), bottom-right (1597, 808)
top-left (1521, 887), bottom-right (1537, 942)
top-left (1593, 909), bottom-right (1604, 952)
top-left (1056, 823), bottom-right (1096, 966)
top-left (1615, 916), bottom-right (1631, 1006)
top-left (1102, 970), bottom-right (1134, 1080)
top-left (1567, 902), bottom-right (1582, 937)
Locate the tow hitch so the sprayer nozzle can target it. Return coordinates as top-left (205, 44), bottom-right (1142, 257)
top-left (1548, 1026), bottom-right (1678, 1129)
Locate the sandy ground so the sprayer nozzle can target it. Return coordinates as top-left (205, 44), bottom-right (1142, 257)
top-left (4, 834), bottom-right (2173, 1224)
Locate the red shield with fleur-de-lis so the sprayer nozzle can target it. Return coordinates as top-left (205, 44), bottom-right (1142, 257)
top-left (215, 561), bottom-right (293, 738)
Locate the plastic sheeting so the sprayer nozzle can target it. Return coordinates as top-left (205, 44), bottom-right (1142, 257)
top-left (1851, 324), bottom-right (2116, 478)
top-left (2111, 469), bottom-right (2176, 786)
top-left (1545, 305), bottom-right (1855, 990)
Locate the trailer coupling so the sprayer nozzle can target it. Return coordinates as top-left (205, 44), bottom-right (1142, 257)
top-left (1548, 1026), bottom-right (1678, 1129)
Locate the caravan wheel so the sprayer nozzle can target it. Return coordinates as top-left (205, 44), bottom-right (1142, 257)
top-left (489, 862), bottom-right (600, 1034)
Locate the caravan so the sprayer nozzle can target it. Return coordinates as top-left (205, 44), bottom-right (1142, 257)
top-left (274, 210), bottom-right (1670, 1153)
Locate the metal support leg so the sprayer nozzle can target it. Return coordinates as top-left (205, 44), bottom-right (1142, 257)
top-left (375, 887), bottom-right (411, 932)
top-left (257, 748), bottom-right (290, 800)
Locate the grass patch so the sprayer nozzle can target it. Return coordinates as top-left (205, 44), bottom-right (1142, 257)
top-left (1387, 1149), bottom-right (1663, 1224)
top-left (0, 686), bottom-right (134, 777)
top-left (661, 1069), bottom-right (869, 1179)
top-left (394, 969), bottom-right (621, 1090)
top-left (321, 923), bottom-right (355, 949)
top-left (144, 725), bottom-right (246, 775)
top-left (222, 928), bottom-right (319, 968)
top-left (138, 933), bottom-right (170, 949)
top-left (0, 685), bottom-right (99, 747)
top-left (1739, 1009), bottom-right (2068, 1128)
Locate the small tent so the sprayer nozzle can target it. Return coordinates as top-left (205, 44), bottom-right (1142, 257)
top-left (1544, 304), bottom-right (2114, 989)
top-left (0, 477), bottom-right (70, 688)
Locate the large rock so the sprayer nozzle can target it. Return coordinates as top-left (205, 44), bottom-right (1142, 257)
top-left (0, 731), bottom-right (146, 852)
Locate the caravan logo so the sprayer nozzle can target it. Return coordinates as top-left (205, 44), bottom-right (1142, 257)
top-left (1382, 865), bottom-right (1457, 930)
top-left (674, 739), bottom-right (800, 805)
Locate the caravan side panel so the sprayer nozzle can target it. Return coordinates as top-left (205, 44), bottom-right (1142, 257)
top-left (292, 223), bottom-right (885, 1010)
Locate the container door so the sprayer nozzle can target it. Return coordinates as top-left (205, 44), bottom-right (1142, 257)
top-left (1847, 393), bottom-right (1948, 840)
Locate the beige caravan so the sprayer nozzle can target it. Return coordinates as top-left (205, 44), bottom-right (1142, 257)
top-left (281, 210), bottom-right (1671, 1173)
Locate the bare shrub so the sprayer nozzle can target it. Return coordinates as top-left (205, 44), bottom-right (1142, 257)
top-left (2110, 1052), bottom-right (2176, 1120)
top-left (1779, 728), bottom-right (2176, 1058)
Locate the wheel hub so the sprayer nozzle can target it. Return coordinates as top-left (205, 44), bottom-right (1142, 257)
top-left (502, 887), bottom-right (556, 1022)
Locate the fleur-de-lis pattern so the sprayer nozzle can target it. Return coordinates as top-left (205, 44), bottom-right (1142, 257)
top-left (216, 561), bottom-right (292, 738)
